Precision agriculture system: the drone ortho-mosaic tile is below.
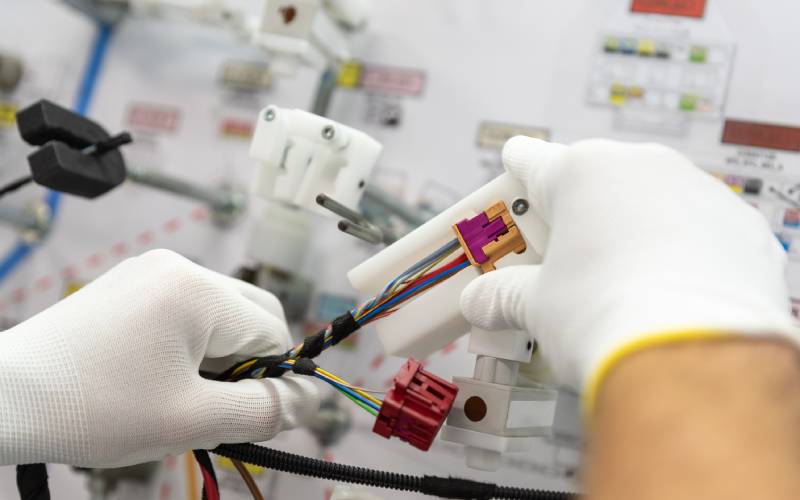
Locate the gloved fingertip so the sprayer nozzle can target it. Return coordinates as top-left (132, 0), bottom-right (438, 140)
top-left (502, 136), bottom-right (565, 186)
top-left (460, 266), bottom-right (537, 332)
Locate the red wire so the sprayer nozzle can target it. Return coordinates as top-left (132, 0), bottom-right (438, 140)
top-left (363, 254), bottom-right (470, 322)
top-left (200, 466), bottom-right (220, 500)
top-left (402, 253), bottom-right (469, 291)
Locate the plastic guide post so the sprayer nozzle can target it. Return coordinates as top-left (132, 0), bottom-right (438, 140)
top-left (373, 358), bottom-right (458, 451)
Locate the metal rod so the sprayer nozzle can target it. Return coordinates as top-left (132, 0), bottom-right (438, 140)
top-left (316, 193), bottom-right (369, 226)
top-left (316, 193), bottom-right (384, 244)
top-left (127, 167), bottom-right (232, 210)
top-left (338, 220), bottom-right (382, 244)
top-left (311, 66), bottom-right (338, 117)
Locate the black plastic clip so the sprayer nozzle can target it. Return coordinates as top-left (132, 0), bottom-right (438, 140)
top-left (16, 99), bottom-right (131, 199)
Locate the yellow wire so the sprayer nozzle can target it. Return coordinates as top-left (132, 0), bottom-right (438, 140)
top-left (283, 359), bottom-right (383, 407)
top-left (230, 358), bottom-right (258, 377)
top-left (315, 366), bottom-right (383, 406)
top-left (356, 251), bottom-right (458, 322)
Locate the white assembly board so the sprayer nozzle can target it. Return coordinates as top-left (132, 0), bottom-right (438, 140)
top-left (0, 0), bottom-right (799, 499)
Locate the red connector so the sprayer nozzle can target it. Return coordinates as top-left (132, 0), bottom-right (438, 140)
top-left (372, 358), bottom-right (458, 451)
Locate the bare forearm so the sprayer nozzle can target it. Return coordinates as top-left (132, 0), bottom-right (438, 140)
top-left (585, 339), bottom-right (800, 500)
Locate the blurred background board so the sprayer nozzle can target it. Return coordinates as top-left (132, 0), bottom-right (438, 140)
top-left (0, 0), bottom-right (798, 498)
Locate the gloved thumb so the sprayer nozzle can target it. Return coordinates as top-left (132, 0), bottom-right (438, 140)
top-left (460, 265), bottom-right (539, 332)
top-left (198, 376), bottom-right (319, 447)
top-left (502, 136), bottom-right (566, 223)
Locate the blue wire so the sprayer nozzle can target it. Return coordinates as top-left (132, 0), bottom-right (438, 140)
top-left (321, 376), bottom-right (381, 412)
top-left (0, 23), bottom-right (113, 286)
top-left (278, 363), bottom-right (381, 412)
top-left (358, 260), bottom-right (470, 325)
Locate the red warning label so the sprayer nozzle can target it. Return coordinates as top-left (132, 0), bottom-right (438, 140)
top-left (722, 119), bottom-right (800, 153)
top-left (631, 0), bottom-right (706, 18)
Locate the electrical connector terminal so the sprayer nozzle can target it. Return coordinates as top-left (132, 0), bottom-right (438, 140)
top-left (373, 358), bottom-right (458, 451)
top-left (453, 200), bottom-right (526, 272)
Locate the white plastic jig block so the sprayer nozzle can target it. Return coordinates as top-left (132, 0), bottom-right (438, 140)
top-left (347, 172), bottom-right (549, 358)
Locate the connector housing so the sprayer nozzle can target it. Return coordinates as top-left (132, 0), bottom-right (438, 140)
top-left (373, 358), bottom-right (458, 451)
top-left (453, 201), bottom-right (526, 272)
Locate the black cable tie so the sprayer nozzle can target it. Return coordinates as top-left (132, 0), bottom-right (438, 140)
top-left (260, 354), bottom-right (290, 379)
top-left (330, 311), bottom-right (360, 346)
top-left (291, 358), bottom-right (318, 376)
top-left (297, 332), bottom-right (326, 359)
top-left (229, 354), bottom-right (289, 381)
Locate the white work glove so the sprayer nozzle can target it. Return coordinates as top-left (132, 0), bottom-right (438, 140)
top-left (0, 249), bottom-right (318, 468)
top-left (461, 137), bottom-right (798, 406)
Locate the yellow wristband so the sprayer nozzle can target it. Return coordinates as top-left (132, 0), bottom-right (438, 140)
top-left (582, 329), bottom-right (730, 415)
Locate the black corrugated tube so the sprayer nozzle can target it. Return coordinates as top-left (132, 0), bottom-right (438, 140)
top-left (213, 443), bottom-right (574, 500)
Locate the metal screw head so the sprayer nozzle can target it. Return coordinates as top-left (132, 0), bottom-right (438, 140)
top-left (321, 125), bottom-right (335, 140)
top-left (512, 198), bottom-right (530, 215)
top-left (264, 108), bottom-right (276, 121)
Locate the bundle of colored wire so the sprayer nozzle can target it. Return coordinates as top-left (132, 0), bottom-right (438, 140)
top-left (224, 238), bottom-right (472, 383)
top-left (352, 238), bottom-right (465, 326)
top-left (279, 359), bottom-right (382, 416)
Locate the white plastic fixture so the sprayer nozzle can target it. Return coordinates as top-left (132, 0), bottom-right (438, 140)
top-left (128, 0), bottom-right (371, 75)
top-left (347, 172), bottom-right (548, 358)
top-left (249, 105), bottom-right (382, 215)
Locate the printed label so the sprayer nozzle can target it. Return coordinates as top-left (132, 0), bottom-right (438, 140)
top-left (219, 118), bottom-right (254, 139)
top-left (126, 103), bottom-right (181, 133)
top-left (218, 61), bottom-right (272, 91)
top-left (477, 122), bottom-right (550, 150)
top-left (722, 119), bottom-right (800, 153)
top-left (360, 66), bottom-right (426, 96)
top-left (0, 101), bottom-right (17, 128)
top-left (631, 0), bottom-right (706, 18)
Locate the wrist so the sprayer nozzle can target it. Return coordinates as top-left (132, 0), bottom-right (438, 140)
top-left (573, 282), bottom-right (798, 411)
top-left (586, 338), bottom-right (800, 500)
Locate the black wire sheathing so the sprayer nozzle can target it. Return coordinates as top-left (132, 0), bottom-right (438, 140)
top-left (221, 353), bottom-right (290, 382)
top-left (16, 464), bottom-right (50, 500)
top-left (213, 443), bottom-right (573, 500)
top-left (193, 449), bottom-right (218, 500)
top-left (297, 333), bottom-right (326, 359)
top-left (291, 357), bottom-right (318, 376)
top-left (330, 311), bottom-right (360, 346)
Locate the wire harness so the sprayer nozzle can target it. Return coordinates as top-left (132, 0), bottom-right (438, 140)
top-left (216, 237), bottom-right (471, 418)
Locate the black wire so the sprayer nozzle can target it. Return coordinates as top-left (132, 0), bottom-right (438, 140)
top-left (193, 449), bottom-right (219, 500)
top-left (0, 175), bottom-right (33, 199)
top-left (16, 464), bottom-right (50, 500)
top-left (213, 443), bottom-right (574, 500)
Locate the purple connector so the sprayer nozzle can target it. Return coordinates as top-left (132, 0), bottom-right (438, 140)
top-left (455, 212), bottom-right (508, 264)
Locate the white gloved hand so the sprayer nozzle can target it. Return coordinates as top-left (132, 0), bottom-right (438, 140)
top-left (0, 249), bottom-right (318, 467)
top-left (461, 137), bottom-right (797, 406)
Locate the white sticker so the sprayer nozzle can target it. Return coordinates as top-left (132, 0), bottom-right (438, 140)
top-left (506, 400), bottom-right (557, 429)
